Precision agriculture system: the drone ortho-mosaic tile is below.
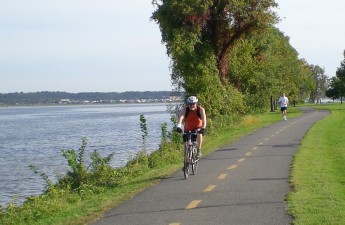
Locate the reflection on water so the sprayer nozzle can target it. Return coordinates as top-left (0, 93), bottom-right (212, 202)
top-left (0, 103), bottom-right (173, 206)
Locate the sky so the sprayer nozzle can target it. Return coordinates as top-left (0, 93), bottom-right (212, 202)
top-left (1, 0), bottom-right (344, 94)
top-left (275, 0), bottom-right (345, 77)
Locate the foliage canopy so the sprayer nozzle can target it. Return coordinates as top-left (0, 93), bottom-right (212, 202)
top-left (326, 50), bottom-right (345, 102)
top-left (152, 0), bottom-right (315, 116)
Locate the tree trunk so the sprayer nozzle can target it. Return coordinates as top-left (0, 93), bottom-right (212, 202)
top-left (270, 96), bottom-right (274, 112)
top-left (217, 55), bottom-right (228, 83)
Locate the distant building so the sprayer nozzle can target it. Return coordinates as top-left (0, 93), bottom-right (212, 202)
top-left (170, 95), bottom-right (181, 102)
top-left (59, 99), bottom-right (71, 104)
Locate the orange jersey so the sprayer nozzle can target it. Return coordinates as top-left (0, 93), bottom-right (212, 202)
top-left (184, 108), bottom-right (203, 131)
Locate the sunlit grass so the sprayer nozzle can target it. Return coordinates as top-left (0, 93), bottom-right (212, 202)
top-left (288, 103), bottom-right (345, 224)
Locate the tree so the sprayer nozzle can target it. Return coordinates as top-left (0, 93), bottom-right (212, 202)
top-left (151, 0), bottom-right (279, 118)
top-left (227, 27), bottom-right (314, 112)
top-left (295, 59), bottom-right (315, 103)
top-left (152, 0), bottom-right (278, 84)
top-left (326, 50), bottom-right (345, 103)
top-left (336, 50), bottom-right (345, 83)
top-left (151, 0), bottom-right (316, 116)
top-left (309, 65), bottom-right (329, 103)
top-left (205, 0), bottom-right (279, 83)
top-left (326, 77), bottom-right (341, 101)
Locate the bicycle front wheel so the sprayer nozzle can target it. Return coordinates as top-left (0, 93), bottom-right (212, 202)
top-left (192, 160), bottom-right (198, 174)
top-left (191, 148), bottom-right (198, 174)
top-left (183, 145), bottom-right (191, 179)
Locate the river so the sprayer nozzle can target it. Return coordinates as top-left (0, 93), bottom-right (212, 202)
top-left (0, 103), bottom-right (173, 206)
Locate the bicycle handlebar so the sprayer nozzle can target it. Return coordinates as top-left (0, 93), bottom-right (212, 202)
top-left (182, 130), bottom-right (200, 134)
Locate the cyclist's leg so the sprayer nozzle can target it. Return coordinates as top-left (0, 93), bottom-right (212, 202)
top-left (183, 142), bottom-right (189, 171)
top-left (196, 134), bottom-right (202, 158)
top-left (197, 134), bottom-right (202, 149)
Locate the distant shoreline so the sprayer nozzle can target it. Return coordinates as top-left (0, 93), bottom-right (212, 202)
top-left (0, 101), bottom-right (180, 108)
top-left (0, 91), bottom-right (184, 106)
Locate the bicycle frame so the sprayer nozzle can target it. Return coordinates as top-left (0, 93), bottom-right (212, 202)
top-left (182, 131), bottom-right (199, 179)
top-left (184, 134), bottom-right (197, 162)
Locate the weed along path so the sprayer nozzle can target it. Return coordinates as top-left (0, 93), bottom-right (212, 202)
top-left (89, 107), bottom-right (329, 225)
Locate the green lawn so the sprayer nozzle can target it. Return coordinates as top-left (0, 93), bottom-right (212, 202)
top-left (288, 103), bottom-right (345, 224)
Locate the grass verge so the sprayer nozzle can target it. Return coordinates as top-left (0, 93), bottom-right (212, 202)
top-left (287, 103), bottom-right (345, 224)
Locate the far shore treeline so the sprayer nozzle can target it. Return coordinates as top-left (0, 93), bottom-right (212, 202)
top-left (0, 91), bottom-right (183, 106)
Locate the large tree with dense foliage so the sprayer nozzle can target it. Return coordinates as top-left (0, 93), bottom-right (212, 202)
top-left (326, 50), bottom-right (345, 103)
top-left (152, 0), bottom-right (278, 82)
top-left (309, 65), bottom-right (329, 103)
top-left (152, 0), bottom-right (278, 117)
top-left (227, 27), bottom-right (314, 112)
top-left (152, 0), bottom-right (315, 119)
top-left (326, 77), bottom-right (342, 102)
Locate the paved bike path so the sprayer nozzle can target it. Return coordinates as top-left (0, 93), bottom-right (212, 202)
top-left (90, 107), bottom-right (329, 225)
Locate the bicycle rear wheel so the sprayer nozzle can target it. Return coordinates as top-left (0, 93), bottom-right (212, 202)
top-left (183, 162), bottom-right (189, 179)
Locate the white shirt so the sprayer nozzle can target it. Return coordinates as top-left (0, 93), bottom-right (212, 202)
top-left (279, 96), bottom-right (288, 107)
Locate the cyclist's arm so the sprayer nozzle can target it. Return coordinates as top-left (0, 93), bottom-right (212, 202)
top-left (177, 107), bottom-right (186, 128)
top-left (200, 107), bottom-right (207, 129)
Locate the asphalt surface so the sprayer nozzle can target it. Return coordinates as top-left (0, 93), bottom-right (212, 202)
top-left (89, 107), bottom-right (329, 225)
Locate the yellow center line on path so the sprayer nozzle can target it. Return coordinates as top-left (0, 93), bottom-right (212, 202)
top-left (245, 152), bottom-right (252, 156)
top-left (203, 185), bottom-right (216, 192)
top-left (186, 200), bottom-right (202, 209)
top-left (264, 138), bottom-right (270, 141)
top-left (271, 134), bottom-right (275, 137)
top-left (228, 164), bottom-right (237, 170)
top-left (169, 223), bottom-right (180, 225)
top-left (252, 146), bottom-right (258, 150)
top-left (258, 142), bottom-right (264, 145)
top-left (218, 174), bottom-right (227, 179)
top-left (238, 158), bottom-right (246, 162)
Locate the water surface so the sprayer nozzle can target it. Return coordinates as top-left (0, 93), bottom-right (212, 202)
top-left (0, 103), bottom-right (172, 206)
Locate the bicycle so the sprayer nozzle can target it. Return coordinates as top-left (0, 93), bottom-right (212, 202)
top-left (181, 130), bottom-right (200, 179)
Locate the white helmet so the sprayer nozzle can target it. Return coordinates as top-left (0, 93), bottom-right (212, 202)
top-left (187, 96), bottom-right (198, 104)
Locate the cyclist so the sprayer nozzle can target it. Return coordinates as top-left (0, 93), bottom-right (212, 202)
top-left (176, 96), bottom-right (206, 158)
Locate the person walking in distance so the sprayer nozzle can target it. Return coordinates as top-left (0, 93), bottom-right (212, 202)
top-left (176, 96), bottom-right (206, 158)
top-left (278, 93), bottom-right (289, 120)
